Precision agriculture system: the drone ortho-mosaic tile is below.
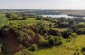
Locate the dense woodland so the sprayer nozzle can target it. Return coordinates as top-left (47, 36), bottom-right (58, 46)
top-left (0, 11), bottom-right (85, 55)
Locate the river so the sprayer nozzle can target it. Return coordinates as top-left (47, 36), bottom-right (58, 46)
top-left (41, 14), bottom-right (83, 18)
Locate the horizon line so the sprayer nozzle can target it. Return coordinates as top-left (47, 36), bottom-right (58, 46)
top-left (0, 8), bottom-right (85, 10)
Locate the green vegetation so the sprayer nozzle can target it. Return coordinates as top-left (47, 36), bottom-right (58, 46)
top-left (33, 35), bottom-right (85, 55)
top-left (29, 44), bottom-right (38, 51)
top-left (14, 49), bottom-right (32, 55)
top-left (52, 28), bottom-right (68, 32)
top-left (9, 20), bottom-right (49, 25)
top-left (0, 13), bottom-right (8, 28)
top-left (0, 12), bottom-right (85, 55)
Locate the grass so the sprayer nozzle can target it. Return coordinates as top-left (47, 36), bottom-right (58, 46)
top-left (9, 19), bottom-right (51, 25)
top-left (33, 47), bottom-right (74, 55)
top-left (33, 35), bottom-right (85, 55)
top-left (52, 28), bottom-right (68, 32)
top-left (0, 13), bottom-right (51, 27)
top-left (0, 13), bottom-right (8, 28)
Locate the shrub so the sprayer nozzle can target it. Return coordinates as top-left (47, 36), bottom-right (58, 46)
top-left (81, 47), bottom-right (85, 55)
top-left (27, 30), bottom-right (35, 38)
top-left (54, 36), bottom-right (63, 46)
top-left (48, 29), bottom-right (62, 36)
top-left (48, 36), bottom-right (63, 46)
top-left (68, 32), bottom-right (77, 41)
top-left (40, 40), bottom-right (50, 47)
top-left (29, 44), bottom-right (38, 51)
top-left (81, 47), bottom-right (85, 52)
top-left (49, 36), bottom-right (55, 46)
top-left (73, 52), bottom-right (79, 55)
top-left (33, 34), bottom-right (45, 44)
top-left (62, 28), bottom-right (73, 38)
top-left (76, 28), bottom-right (85, 35)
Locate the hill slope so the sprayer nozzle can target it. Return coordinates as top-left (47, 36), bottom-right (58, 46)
top-left (33, 35), bottom-right (85, 55)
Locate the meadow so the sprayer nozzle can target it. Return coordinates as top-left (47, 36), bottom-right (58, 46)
top-left (52, 28), bottom-right (68, 32)
top-left (9, 19), bottom-right (50, 25)
top-left (0, 13), bottom-right (51, 26)
top-left (33, 35), bottom-right (85, 55)
top-left (0, 14), bottom-right (8, 28)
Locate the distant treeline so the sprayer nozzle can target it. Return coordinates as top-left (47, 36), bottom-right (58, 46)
top-left (1, 9), bottom-right (85, 15)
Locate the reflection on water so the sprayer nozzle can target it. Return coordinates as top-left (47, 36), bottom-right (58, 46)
top-left (41, 15), bottom-right (76, 18)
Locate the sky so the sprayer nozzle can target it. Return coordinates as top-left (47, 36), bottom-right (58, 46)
top-left (0, 0), bottom-right (85, 9)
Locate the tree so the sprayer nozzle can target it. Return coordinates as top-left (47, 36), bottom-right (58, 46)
top-left (41, 40), bottom-right (50, 47)
top-left (29, 44), bottom-right (38, 51)
top-left (58, 17), bottom-right (66, 22)
top-left (48, 36), bottom-right (63, 46)
top-left (62, 28), bottom-right (73, 38)
top-left (48, 29), bottom-right (62, 36)
top-left (33, 34), bottom-right (45, 44)
top-left (54, 36), bottom-right (63, 46)
top-left (6, 13), bottom-right (18, 20)
top-left (36, 16), bottom-right (44, 20)
top-left (22, 16), bottom-right (28, 20)
top-left (68, 33), bottom-right (77, 41)
top-left (81, 47), bottom-right (85, 55)
top-left (68, 19), bottom-right (75, 26)
top-left (27, 29), bottom-right (35, 38)
top-left (49, 36), bottom-right (55, 46)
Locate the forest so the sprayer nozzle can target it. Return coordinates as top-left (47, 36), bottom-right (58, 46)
top-left (0, 10), bottom-right (85, 55)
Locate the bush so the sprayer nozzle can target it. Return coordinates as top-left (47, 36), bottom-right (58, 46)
top-left (73, 52), bottom-right (79, 55)
top-left (76, 28), bottom-right (85, 35)
top-left (27, 30), bottom-right (35, 38)
top-left (48, 36), bottom-right (63, 46)
top-left (54, 36), bottom-right (63, 46)
top-left (48, 29), bottom-right (62, 36)
top-left (41, 40), bottom-right (50, 47)
top-left (49, 36), bottom-right (55, 46)
top-left (81, 47), bottom-right (85, 52)
top-left (81, 47), bottom-right (85, 55)
top-left (68, 33), bottom-right (77, 41)
top-left (29, 44), bottom-right (38, 51)
top-left (62, 28), bottom-right (73, 38)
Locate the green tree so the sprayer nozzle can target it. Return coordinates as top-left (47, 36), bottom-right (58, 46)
top-left (68, 19), bottom-right (75, 26)
top-left (68, 33), bottom-right (77, 41)
top-left (48, 36), bottom-right (63, 46)
top-left (29, 44), bottom-right (38, 51)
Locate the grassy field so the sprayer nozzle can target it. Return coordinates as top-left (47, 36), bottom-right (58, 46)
top-left (9, 20), bottom-right (50, 25)
top-left (52, 28), bottom-right (68, 32)
top-left (0, 13), bottom-right (51, 27)
top-left (33, 35), bottom-right (85, 55)
top-left (0, 13), bottom-right (8, 28)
